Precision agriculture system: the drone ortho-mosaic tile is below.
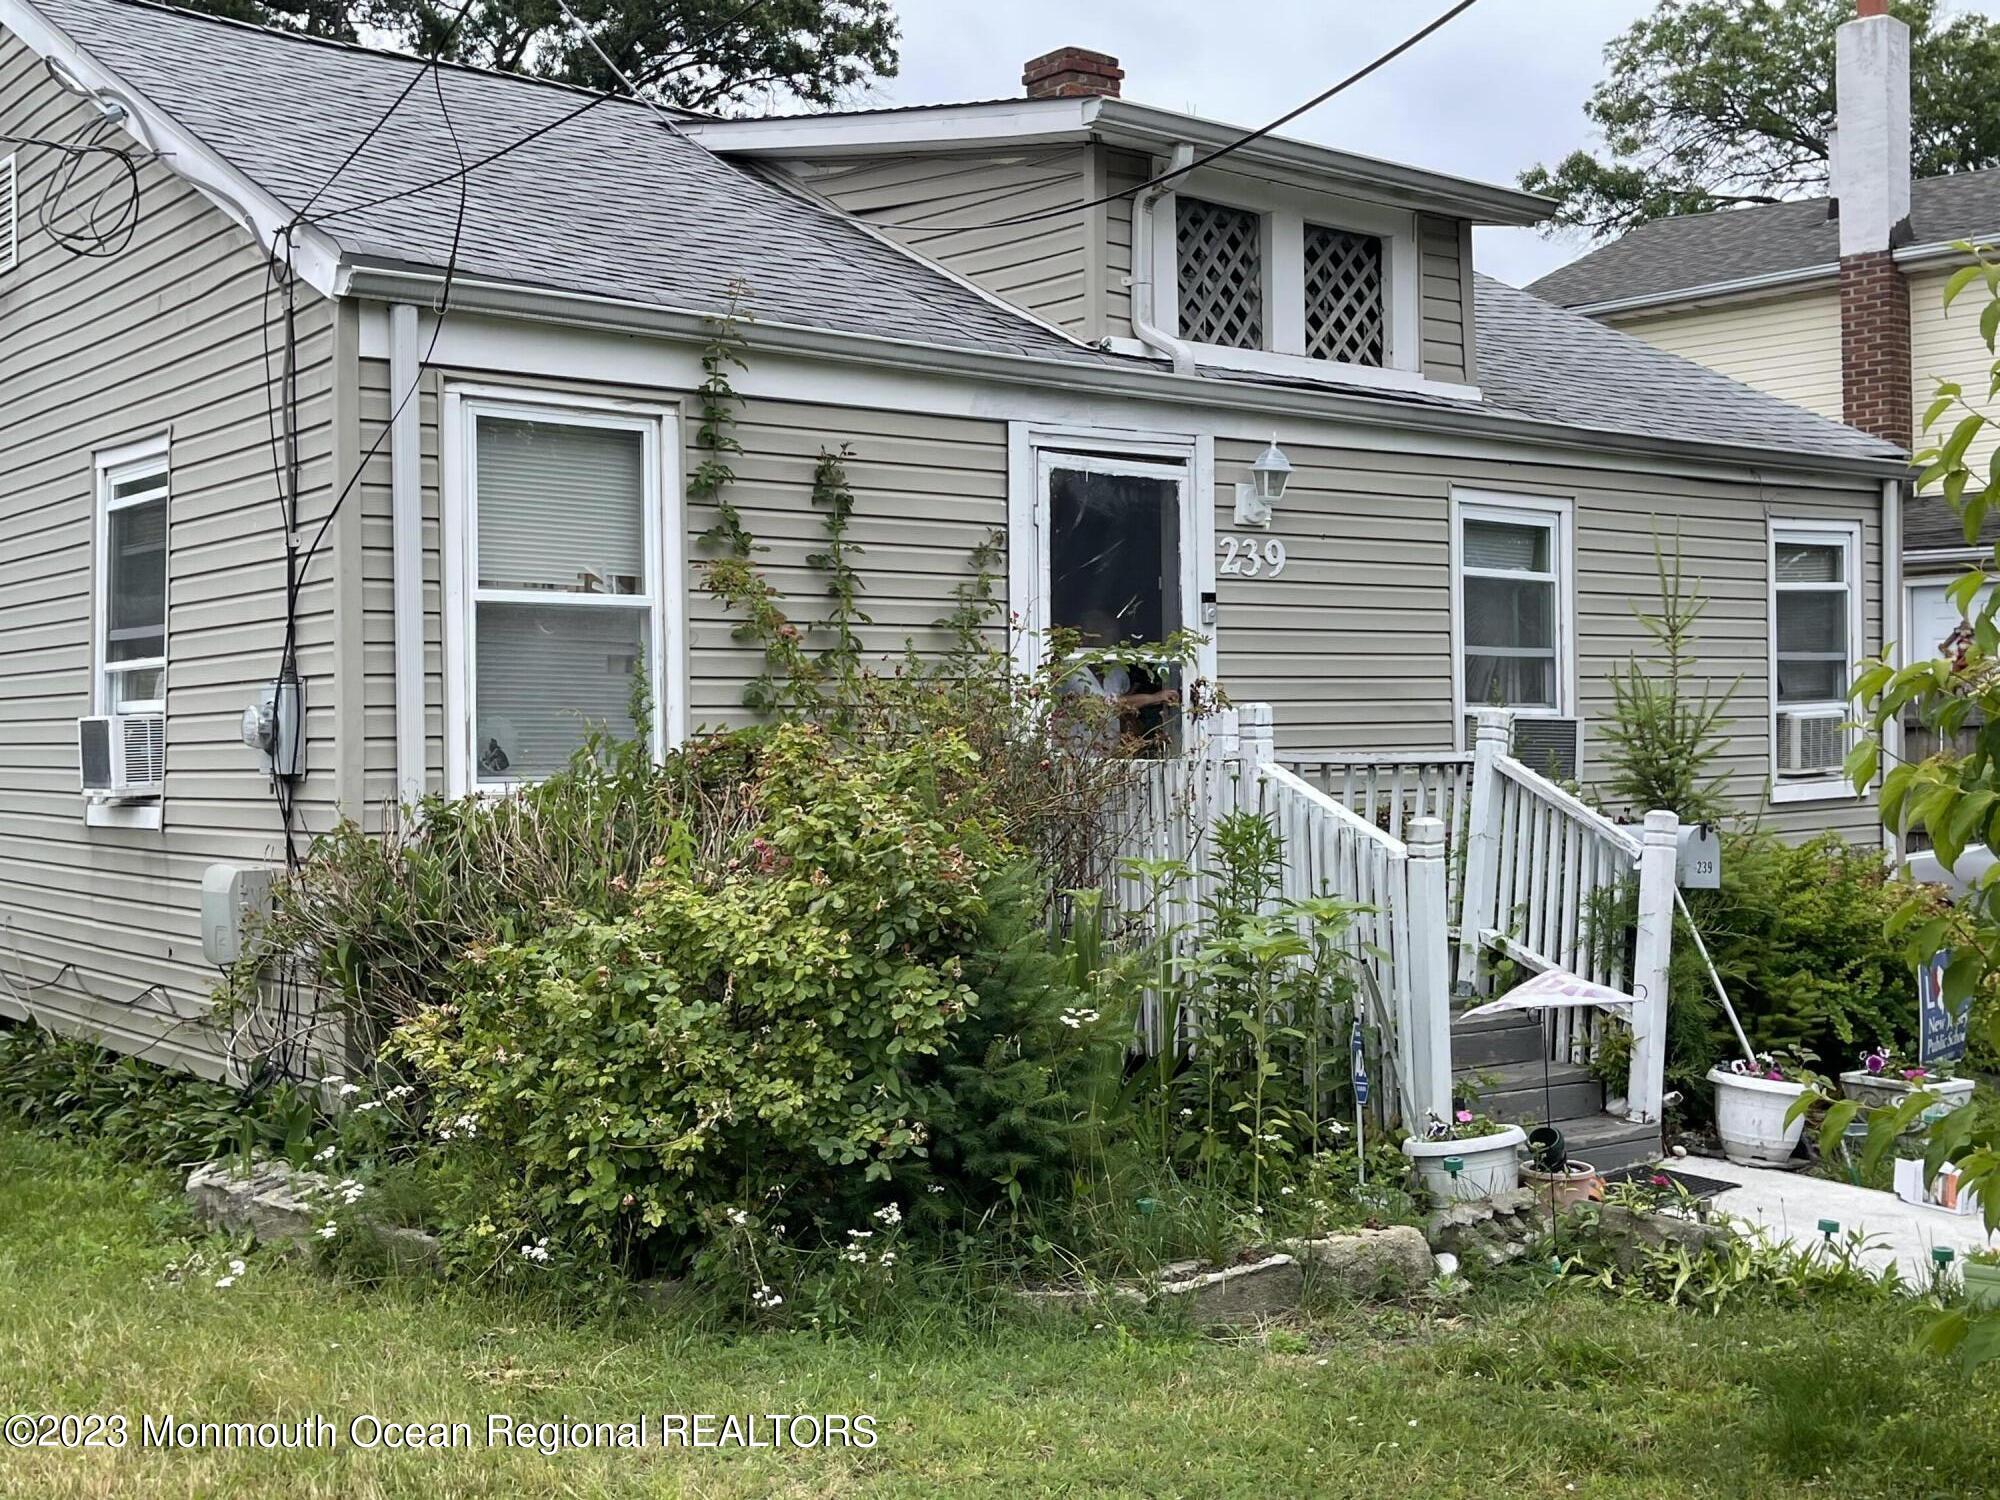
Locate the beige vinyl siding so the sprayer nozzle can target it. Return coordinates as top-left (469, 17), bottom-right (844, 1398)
top-left (1213, 436), bottom-right (1883, 841)
top-left (357, 364), bottom-right (1011, 766)
top-left (0, 34), bottom-right (347, 1074)
top-left (1910, 261), bottom-right (1999, 485)
top-left (1099, 147), bottom-right (1150, 343)
top-left (1417, 214), bottom-right (1470, 383)
top-left (786, 151), bottom-right (1092, 333)
top-left (1612, 288), bottom-right (1846, 423)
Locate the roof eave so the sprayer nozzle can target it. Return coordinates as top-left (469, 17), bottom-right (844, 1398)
top-left (340, 260), bottom-right (1912, 480)
top-left (682, 95), bottom-right (1551, 227)
top-left (1557, 234), bottom-right (2000, 318)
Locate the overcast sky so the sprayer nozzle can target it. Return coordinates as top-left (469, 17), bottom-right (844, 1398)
top-left (861, 0), bottom-right (1978, 287)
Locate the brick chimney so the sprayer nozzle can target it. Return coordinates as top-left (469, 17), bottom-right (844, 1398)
top-left (1833, 0), bottom-right (1914, 446)
top-left (1022, 47), bottom-right (1123, 100)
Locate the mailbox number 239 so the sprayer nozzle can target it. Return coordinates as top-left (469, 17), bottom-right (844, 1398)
top-left (1219, 536), bottom-right (1287, 578)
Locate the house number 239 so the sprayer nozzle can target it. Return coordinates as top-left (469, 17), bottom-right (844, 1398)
top-left (1219, 536), bottom-right (1287, 578)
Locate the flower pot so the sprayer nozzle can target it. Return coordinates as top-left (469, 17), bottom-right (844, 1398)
top-left (1403, 1125), bottom-right (1526, 1203)
top-left (1966, 1261), bottom-right (2000, 1310)
top-left (1523, 1159), bottom-right (1604, 1214)
top-left (1707, 1066), bottom-right (1809, 1168)
top-left (1838, 1070), bottom-right (1977, 1117)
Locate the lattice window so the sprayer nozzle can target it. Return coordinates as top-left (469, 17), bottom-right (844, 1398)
top-left (1176, 197), bottom-right (1262, 350)
top-left (1304, 223), bottom-right (1385, 366)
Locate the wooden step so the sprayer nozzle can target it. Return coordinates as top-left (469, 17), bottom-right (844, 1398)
top-left (1450, 1011), bottom-right (1546, 1069)
top-left (1456, 1059), bottom-right (1602, 1123)
top-left (1545, 1112), bottom-right (1661, 1175)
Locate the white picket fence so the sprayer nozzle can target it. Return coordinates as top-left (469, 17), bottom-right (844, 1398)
top-left (1106, 705), bottom-right (1678, 1131)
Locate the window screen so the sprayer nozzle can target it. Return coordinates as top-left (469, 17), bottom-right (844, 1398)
top-left (1176, 197), bottom-right (1263, 350)
top-left (1774, 538), bottom-right (1851, 706)
top-left (1460, 514), bottom-right (1559, 710)
top-left (469, 411), bottom-right (653, 784)
top-left (100, 463), bottom-right (168, 714)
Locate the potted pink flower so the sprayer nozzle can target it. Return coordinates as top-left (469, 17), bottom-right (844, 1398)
top-left (1706, 1051), bottom-right (1824, 1168)
top-left (1838, 1044), bottom-right (1976, 1116)
top-left (1402, 1108), bottom-right (1526, 1203)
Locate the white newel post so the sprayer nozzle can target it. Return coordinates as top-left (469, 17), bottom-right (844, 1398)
top-left (1404, 815), bottom-right (1454, 1126)
top-left (1238, 701), bottom-right (1275, 770)
top-left (1627, 809), bottom-right (1680, 1125)
top-left (1455, 709), bottom-right (1513, 991)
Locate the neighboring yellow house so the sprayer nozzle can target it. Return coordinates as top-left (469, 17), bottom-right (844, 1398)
top-left (1529, 2), bottom-right (2000, 668)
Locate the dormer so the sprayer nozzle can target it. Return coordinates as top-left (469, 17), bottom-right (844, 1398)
top-left (684, 47), bottom-right (1551, 400)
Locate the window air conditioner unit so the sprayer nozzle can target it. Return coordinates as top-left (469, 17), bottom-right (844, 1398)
top-left (78, 712), bottom-right (165, 800)
top-left (1775, 708), bottom-right (1847, 776)
top-left (1464, 713), bottom-right (1586, 781)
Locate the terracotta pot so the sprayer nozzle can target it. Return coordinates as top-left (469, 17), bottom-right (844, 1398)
top-left (1523, 1159), bottom-right (1604, 1212)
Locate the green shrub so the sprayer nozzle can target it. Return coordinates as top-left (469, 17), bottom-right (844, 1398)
top-left (1667, 830), bottom-right (1940, 1100)
top-left (386, 723), bottom-right (1086, 1276)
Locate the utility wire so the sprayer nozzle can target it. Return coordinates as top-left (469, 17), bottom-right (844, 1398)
top-left (871, 0), bottom-right (1486, 238)
top-left (300, 0), bottom-right (772, 228)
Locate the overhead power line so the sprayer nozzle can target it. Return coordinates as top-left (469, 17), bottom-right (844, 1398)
top-left (872, 0), bottom-right (1486, 238)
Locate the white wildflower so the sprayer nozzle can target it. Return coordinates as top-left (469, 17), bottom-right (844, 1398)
top-left (1280, 1185), bottom-right (1295, 1196)
top-left (227, 1258), bottom-right (246, 1276)
top-left (872, 1203), bottom-right (902, 1226)
top-left (725, 1207), bottom-right (750, 1227)
top-left (321, 1075), bottom-right (346, 1087)
top-left (337, 1082), bottom-right (362, 1098)
top-left (878, 1250), bottom-right (896, 1268)
top-left (520, 1238), bottom-right (551, 1264)
top-left (386, 1084), bottom-right (415, 1100)
top-left (313, 1146), bottom-right (337, 1163)
top-left (214, 1275), bottom-right (236, 1289)
top-left (356, 1100), bottom-right (384, 1113)
top-left (317, 1222), bottom-right (338, 1240)
top-left (751, 1284), bottom-right (784, 1310)
top-left (927, 1183), bottom-right (946, 1194)
top-left (841, 1247), bottom-right (868, 1264)
top-left (846, 1228), bottom-right (873, 1240)
top-left (1058, 1007), bottom-right (1100, 1029)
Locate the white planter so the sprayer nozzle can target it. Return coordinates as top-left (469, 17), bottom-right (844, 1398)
top-left (1708, 1066), bottom-right (1809, 1167)
top-left (1403, 1126), bottom-right (1526, 1202)
top-left (1837, 1070), bottom-right (1977, 1116)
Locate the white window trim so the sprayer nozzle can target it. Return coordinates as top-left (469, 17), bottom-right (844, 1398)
top-left (1150, 168), bottom-right (1422, 384)
top-left (440, 383), bottom-right (687, 797)
top-left (88, 434), bottom-right (171, 832)
top-left (1449, 489), bottom-right (1575, 742)
top-left (1768, 517), bottom-right (1865, 804)
top-left (1006, 423), bottom-right (1217, 691)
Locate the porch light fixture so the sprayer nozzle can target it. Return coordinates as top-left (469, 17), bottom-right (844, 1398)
top-left (1234, 437), bottom-right (1292, 527)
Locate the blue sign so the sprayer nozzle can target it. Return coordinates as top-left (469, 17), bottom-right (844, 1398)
top-left (1919, 949), bottom-right (1971, 1065)
top-left (1350, 1017), bottom-right (1370, 1106)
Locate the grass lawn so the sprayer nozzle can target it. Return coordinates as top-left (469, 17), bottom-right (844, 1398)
top-left (0, 1127), bottom-right (1990, 1499)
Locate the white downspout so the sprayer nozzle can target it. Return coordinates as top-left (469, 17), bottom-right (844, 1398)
top-left (1883, 473), bottom-right (1905, 856)
top-left (389, 302), bottom-right (426, 808)
top-left (1130, 143), bottom-right (1197, 376)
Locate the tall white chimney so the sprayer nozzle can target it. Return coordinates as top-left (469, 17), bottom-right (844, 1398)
top-left (1833, 0), bottom-right (1911, 255)
top-left (1833, 0), bottom-right (1914, 446)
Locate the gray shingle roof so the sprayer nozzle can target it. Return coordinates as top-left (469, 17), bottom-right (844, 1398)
top-left (20, 0), bottom-right (1910, 469)
top-left (1528, 170), bottom-right (2000, 309)
top-left (30, 0), bottom-right (1116, 366)
top-left (1475, 275), bottom-right (1904, 462)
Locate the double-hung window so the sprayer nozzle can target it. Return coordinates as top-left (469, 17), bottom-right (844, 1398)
top-left (445, 390), bottom-right (679, 794)
top-left (95, 441), bottom-right (169, 719)
top-left (1770, 520), bottom-right (1862, 795)
top-left (1455, 496), bottom-right (1570, 716)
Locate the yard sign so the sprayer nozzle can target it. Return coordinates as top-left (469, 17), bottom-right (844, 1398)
top-left (1917, 950), bottom-right (1970, 1065)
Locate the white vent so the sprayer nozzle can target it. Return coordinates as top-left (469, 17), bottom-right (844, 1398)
top-left (1176, 196), bottom-right (1262, 350)
top-left (1303, 223), bottom-right (1384, 365)
top-left (1466, 713), bottom-right (1586, 781)
top-left (78, 712), bottom-right (165, 799)
top-left (0, 154), bottom-right (16, 275)
top-left (1776, 708), bottom-right (1847, 775)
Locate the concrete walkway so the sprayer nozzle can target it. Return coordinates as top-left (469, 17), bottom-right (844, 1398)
top-left (1686, 1156), bottom-right (1996, 1283)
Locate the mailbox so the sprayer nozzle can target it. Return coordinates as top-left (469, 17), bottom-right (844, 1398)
top-left (1676, 823), bottom-right (1720, 889)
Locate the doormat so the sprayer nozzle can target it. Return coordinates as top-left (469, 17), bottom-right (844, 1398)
top-left (1598, 1165), bottom-right (1737, 1201)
